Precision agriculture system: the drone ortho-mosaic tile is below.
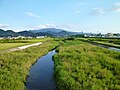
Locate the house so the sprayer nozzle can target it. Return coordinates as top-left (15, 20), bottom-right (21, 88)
top-left (105, 33), bottom-right (113, 37)
top-left (36, 36), bottom-right (46, 38)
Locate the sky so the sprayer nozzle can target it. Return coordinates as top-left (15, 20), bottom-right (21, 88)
top-left (0, 0), bottom-right (120, 33)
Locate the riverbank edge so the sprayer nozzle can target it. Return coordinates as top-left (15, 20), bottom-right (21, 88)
top-left (81, 39), bottom-right (120, 49)
top-left (0, 42), bottom-right (42, 54)
top-left (52, 40), bottom-right (120, 90)
top-left (0, 40), bottom-right (59, 90)
top-left (24, 41), bottom-right (59, 90)
top-left (25, 45), bottom-right (59, 86)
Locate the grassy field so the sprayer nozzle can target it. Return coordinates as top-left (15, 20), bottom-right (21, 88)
top-left (0, 38), bottom-right (52, 51)
top-left (1, 37), bottom-right (120, 90)
top-left (83, 38), bottom-right (120, 48)
top-left (0, 43), bottom-right (29, 50)
top-left (86, 38), bottom-right (120, 45)
top-left (53, 39), bottom-right (120, 90)
top-left (0, 38), bottom-right (59, 90)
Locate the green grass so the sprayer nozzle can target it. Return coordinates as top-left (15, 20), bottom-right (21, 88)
top-left (87, 38), bottom-right (120, 45)
top-left (1, 38), bottom-right (120, 90)
top-left (12, 38), bottom-right (52, 43)
top-left (0, 39), bottom-right (59, 90)
top-left (53, 39), bottom-right (120, 90)
top-left (87, 38), bottom-right (120, 46)
top-left (93, 41), bottom-right (120, 48)
top-left (0, 43), bottom-right (29, 50)
top-left (0, 38), bottom-right (52, 51)
top-left (79, 38), bottom-right (120, 49)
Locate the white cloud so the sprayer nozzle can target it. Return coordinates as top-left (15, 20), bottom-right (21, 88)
top-left (34, 24), bottom-right (68, 30)
top-left (115, 2), bottom-right (120, 5)
top-left (0, 24), bottom-right (9, 28)
top-left (74, 2), bottom-right (85, 14)
top-left (25, 12), bottom-right (40, 19)
top-left (34, 24), bottom-right (57, 30)
top-left (89, 2), bottom-right (120, 15)
top-left (110, 2), bottom-right (120, 12)
top-left (90, 8), bottom-right (105, 15)
top-left (61, 24), bottom-right (83, 31)
top-left (31, 23), bottom-right (82, 32)
top-left (76, 2), bottom-right (86, 6)
top-left (113, 7), bottom-right (120, 12)
top-left (75, 10), bottom-right (80, 14)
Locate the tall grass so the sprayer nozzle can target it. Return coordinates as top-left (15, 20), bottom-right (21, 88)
top-left (0, 39), bottom-right (59, 90)
top-left (85, 38), bottom-right (120, 48)
top-left (53, 39), bottom-right (120, 90)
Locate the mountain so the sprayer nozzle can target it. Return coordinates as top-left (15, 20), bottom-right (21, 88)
top-left (29, 28), bottom-right (81, 37)
top-left (0, 28), bottom-right (84, 37)
top-left (29, 28), bottom-right (63, 33)
top-left (6, 30), bottom-right (17, 37)
top-left (0, 29), bottom-right (6, 37)
top-left (36, 32), bottom-right (53, 37)
top-left (0, 29), bottom-right (5, 33)
top-left (17, 31), bottom-right (35, 37)
top-left (57, 30), bottom-right (70, 37)
top-left (0, 29), bottom-right (17, 37)
top-left (0, 29), bottom-right (34, 37)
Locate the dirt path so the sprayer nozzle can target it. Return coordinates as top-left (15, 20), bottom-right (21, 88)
top-left (0, 42), bottom-right (42, 54)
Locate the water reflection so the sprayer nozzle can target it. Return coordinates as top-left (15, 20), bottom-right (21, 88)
top-left (109, 47), bottom-right (120, 52)
top-left (26, 50), bottom-right (57, 90)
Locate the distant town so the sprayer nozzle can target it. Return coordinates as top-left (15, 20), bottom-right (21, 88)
top-left (0, 28), bottom-right (120, 39)
top-left (84, 33), bottom-right (120, 38)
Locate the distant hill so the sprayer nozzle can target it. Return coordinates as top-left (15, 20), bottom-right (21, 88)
top-left (35, 32), bottom-right (53, 37)
top-left (0, 29), bottom-right (6, 37)
top-left (29, 28), bottom-right (63, 33)
top-left (17, 31), bottom-right (35, 37)
top-left (0, 29), bottom-right (17, 37)
top-left (57, 30), bottom-right (70, 37)
top-left (6, 30), bottom-right (17, 37)
top-left (0, 28), bottom-right (83, 37)
top-left (29, 28), bottom-right (82, 37)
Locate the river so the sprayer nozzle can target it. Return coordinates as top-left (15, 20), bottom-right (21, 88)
top-left (26, 50), bottom-right (57, 90)
top-left (82, 40), bottom-right (120, 52)
top-left (91, 42), bottom-right (120, 52)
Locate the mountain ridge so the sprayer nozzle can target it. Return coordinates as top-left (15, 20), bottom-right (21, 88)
top-left (0, 28), bottom-right (83, 37)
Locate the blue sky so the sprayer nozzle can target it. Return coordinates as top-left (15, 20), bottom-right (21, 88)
top-left (0, 0), bottom-right (120, 33)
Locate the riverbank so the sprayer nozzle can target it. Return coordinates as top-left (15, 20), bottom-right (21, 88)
top-left (0, 38), bottom-right (51, 51)
top-left (0, 42), bottom-right (42, 54)
top-left (53, 39), bottom-right (120, 90)
top-left (79, 39), bottom-right (120, 51)
top-left (90, 40), bottom-right (120, 49)
top-left (0, 39), bottom-right (59, 90)
top-left (80, 38), bottom-right (120, 49)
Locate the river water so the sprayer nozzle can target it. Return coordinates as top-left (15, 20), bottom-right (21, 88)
top-left (26, 50), bottom-right (57, 90)
top-left (92, 43), bottom-right (120, 52)
top-left (83, 40), bottom-right (120, 52)
top-left (108, 47), bottom-right (120, 52)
